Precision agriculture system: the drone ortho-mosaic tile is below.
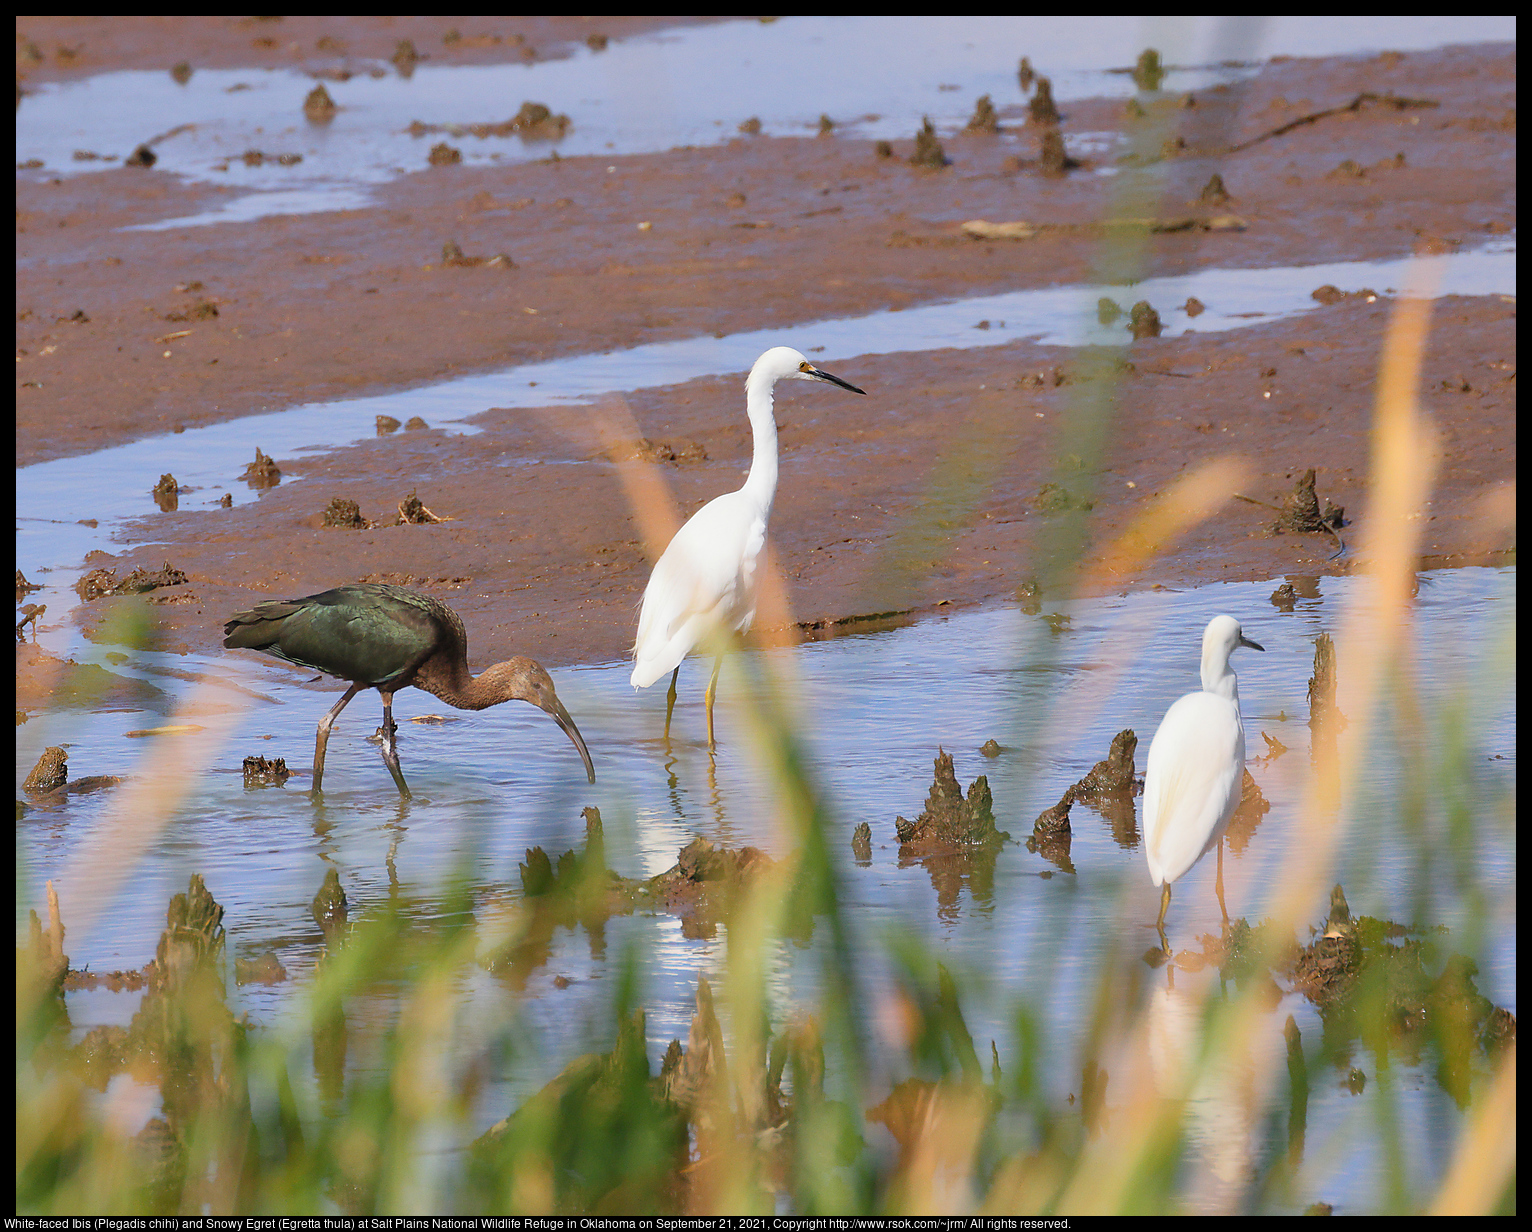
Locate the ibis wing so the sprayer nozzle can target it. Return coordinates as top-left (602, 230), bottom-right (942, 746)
top-left (224, 585), bottom-right (441, 686)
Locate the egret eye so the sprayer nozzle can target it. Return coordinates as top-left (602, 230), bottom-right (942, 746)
top-left (799, 361), bottom-right (812, 372)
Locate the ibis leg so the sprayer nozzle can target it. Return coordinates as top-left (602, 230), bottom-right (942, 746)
top-left (313, 683), bottom-right (365, 794)
top-left (378, 692), bottom-right (411, 798)
top-left (1215, 838), bottom-right (1229, 928)
top-left (1156, 883), bottom-right (1172, 955)
top-left (663, 667), bottom-right (680, 742)
top-left (705, 656), bottom-right (723, 752)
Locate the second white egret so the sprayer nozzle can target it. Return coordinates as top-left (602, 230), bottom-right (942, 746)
top-left (630, 345), bottom-right (865, 748)
top-left (1143, 614), bottom-right (1264, 950)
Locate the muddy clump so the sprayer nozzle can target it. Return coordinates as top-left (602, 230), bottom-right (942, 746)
top-left (376, 415), bottom-right (401, 434)
top-left (608, 438), bottom-right (708, 465)
top-left (1132, 48), bottom-right (1165, 91)
top-left (1307, 632), bottom-right (1347, 762)
top-left (1184, 296), bottom-right (1206, 317)
top-left (303, 84), bottom-right (337, 121)
top-left (310, 868), bottom-right (348, 940)
top-left (391, 38), bottom-right (419, 75)
top-left (490, 811), bottom-right (784, 984)
top-left (20, 882), bottom-right (69, 991)
top-left (964, 94), bottom-right (999, 134)
top-left (24, 746), bottom-right (68, 793)
top-left (395, 490), bottom-right (451, 525)
top-left (74, 561), bottom-right (187, 601)
top-left (1199, 172), bottom-right (1231, 204)
top-left (1029, 77), bottom-right (1059, 125)
top-left (1032, 482), bottom-right (1092, 514)
top-left (152, 473), bottom-right (187, 512)
top-left (1017, 57), bottom-right (1035, 91)
top-left (57, 874), bottom-right (239, 1138)
top-left (1097, 297), bottom-right (1122, 325)
top-left (17, 570), bottom-right (43, 602)
top-left (738, 116), bottom-right (762, 135)
top-left (237, 150), bottom-right (300, 168)
top-left (851, 821), bottom-right (872, 863)
top-left (817, 113), bottom-right (835, 137)
top-left (909, 117), bottom-right (947, 169)
top-left (493, 101), bottom-right (572, 140)
top-left (428, 142), bottom-right (462, 165)
top-left (1129, 301), bottom-right (1163, 339)
top-left (895, 750), bottom-right (1009, 856)
top-left (1272, 470), bottom-right (1346, 545)
top-left (1311, 284), bottom-right (1379, 305)
top-left (440, 240), bottom-right (515, 269)
top-left (241, 755), bottom-right (289, 787)
top-left (1037, 127), bottom-right (1080, 176)
top-left (1073, 729), bottom-right (1140, 801)
top-left (1030, 729), bottom-right (1140, 863)
top-left (125, 143), bottom-right (156, 168)
top-left (404, 416), bottom-right (428, 430)
top-left (321, 498), bottom-right (370, 529)
top-left (643, 837), bottom-right (776, 937)
top-left (1271, 582), bottom-right (1297, 610)
top-left (233, 952), bottom-right (286, 985)
top-left (242, 448), bottom-right (280, 489)
top-left (1277, 884), bottom-right (1512, 1104)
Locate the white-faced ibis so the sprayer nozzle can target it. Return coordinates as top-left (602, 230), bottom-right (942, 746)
top-left (1142, 614), bottom-right (1264, 951)
top-left (224, 583), bottom-right (594, 795)
top-left (629, 346), bottom-right (864, 749)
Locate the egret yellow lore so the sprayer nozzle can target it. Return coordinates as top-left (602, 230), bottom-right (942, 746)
top-left (1143, 613), bottom-right (1264, 951)
top-left (630, 345), bottom-right (865, 748)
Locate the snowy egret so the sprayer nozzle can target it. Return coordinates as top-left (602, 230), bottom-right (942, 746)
top-left (1142, 614), bottom-right (1264, 950)
top-left (630, 345), bottom-right (865, 748)
top-left (224, 583), bottom-right (594, 795)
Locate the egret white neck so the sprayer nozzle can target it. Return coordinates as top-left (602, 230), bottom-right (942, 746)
top-left (741, 368), bottom-right (780, 515)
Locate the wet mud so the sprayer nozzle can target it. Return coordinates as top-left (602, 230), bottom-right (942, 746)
top-left (52, 280), bottom-right (1514, 678)
top-left (13, 33), bottom-right (1517, 711)
top-left (19, 745), bottom-right (123, 811)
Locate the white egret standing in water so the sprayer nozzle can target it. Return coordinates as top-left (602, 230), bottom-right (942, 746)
top-left (629, 345), bottom-right (864, 749)
top-left (1143, 614), bottom-right (1264, 950)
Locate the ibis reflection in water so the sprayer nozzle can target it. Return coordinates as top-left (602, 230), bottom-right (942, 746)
top-left (629, 345), bottom-right (865, 750)
top-left (223, 583), bottom-right (595, 796)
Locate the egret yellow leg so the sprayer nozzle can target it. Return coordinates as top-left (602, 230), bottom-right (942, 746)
top-left (663, 667), bottom-right (680, 742)
top-left (1215, 838), bottom-right (1229, 928)
top-left (704, 656), bottom-right (723, 752)
top-left (377, 692), bottom-right (411, 799)
top-left (1157, 883), bottom-right (1172, 954)
top-left (313, 682), bottom-right (365, 795)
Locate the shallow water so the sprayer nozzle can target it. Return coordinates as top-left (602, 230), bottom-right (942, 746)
top-left (16, 16), bottom-right (1516, 228)
top-left (16, 565), bottom-right (1516, 1212)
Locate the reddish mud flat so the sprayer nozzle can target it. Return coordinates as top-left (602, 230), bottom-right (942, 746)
top-left (14, 23), bottom-right (1516, 690)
